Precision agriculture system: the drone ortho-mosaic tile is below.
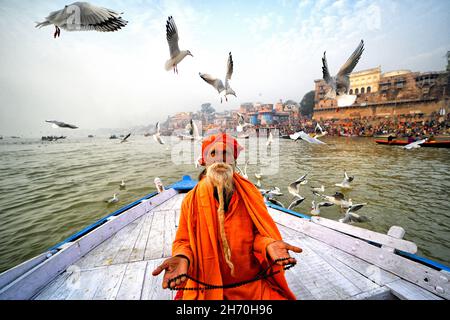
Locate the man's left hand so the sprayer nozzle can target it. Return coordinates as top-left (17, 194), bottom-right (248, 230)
top-left (266, 240), bottom-right (302, 266)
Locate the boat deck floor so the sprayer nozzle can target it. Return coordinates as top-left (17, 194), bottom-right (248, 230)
top-left (32, 193), bottom-right (441, 300)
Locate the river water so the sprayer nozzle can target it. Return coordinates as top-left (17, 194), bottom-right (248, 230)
top-left (0, 135), bottom-right (449, 273)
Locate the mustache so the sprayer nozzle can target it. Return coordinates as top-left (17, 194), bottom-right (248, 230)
top-left (206, 163), bottom-right (234, 192)
top-left (209, 163), bottom-right (232, 171)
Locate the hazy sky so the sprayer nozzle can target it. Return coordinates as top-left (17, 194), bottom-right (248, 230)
top-left (0, 0), bottom-right (449, 136)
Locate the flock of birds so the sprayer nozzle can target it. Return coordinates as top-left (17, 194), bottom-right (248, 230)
top-left (36, 3), bottom-right (377, 224)
top-left (249, 169), bottom-right (370, 224)
top-left (37, 1), bottom-right (367, 135)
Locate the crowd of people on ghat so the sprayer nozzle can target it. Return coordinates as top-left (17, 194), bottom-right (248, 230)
top-left (275, 111), bottom-right (450, 139)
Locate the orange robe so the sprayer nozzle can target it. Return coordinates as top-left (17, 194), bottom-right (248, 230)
top-left (172, 173), bottom-right (297, 300)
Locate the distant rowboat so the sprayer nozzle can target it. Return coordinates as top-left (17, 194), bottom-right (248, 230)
top-left (375, 139), bottom-right (450, 148)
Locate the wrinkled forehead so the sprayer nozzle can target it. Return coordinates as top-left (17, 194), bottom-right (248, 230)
top-left (203, 142), bottom-right (236, 164)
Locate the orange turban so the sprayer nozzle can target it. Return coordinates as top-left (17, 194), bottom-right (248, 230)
top-left (200, 133), bottom-right (243, 166)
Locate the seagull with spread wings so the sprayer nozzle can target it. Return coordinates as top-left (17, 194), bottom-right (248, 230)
top-left (153, 122), bottom-right (165, 145)
top-left (45, 120), bottom-right (78, 129)
top-left (36, 2), bottom-right (128, 38)
top-left (236, 113), bottom-right (253, 133)
top-left (335, 170), bottom-right (354, 189)
top-left (165, 16), bottom-right (193, 74)
top-left (310, 200), bottom-right (334, 216)
top-left (287, 174), bottom-right (308, 210)
top-left (120, 133), bottom-right (131, 143)
top-left (322, 40), bottom-right (364, 107)
top-left (404, 138), bottom-right (428, 150)
top-left (339, 203), bottom-right (369, 224)
top-left (199, 52), bottom-right (237, 103)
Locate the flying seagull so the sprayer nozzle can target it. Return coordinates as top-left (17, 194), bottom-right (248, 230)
top-left (165, 16), bottom-right (193, 74)
top-left (289, 131), bottom-right (301, 141)
top-left (255, 173), bottom-right (263, 188)
top-left (313, 191), bottom-right (353, 209)
top-left (288, 196), bottom-right (305, 211)
top-left (404, 138), bottom-right (428, 150)
top-left (310, 200), bottom-right (334, 216)
top-left (236, 113), bottom-right (253, 133)
top-left (199, 52), bottom-right (236, 103)
top-left (153, 122), bottom-right (165, 145)
top-left (288, 174), bottom-right (308, 198)
top-left (299, 131), bottom-right (326, 144)
top-left (36, 2), bottom-right (128, 38)
top-left (335, 171), bottom-right (354, 189)
top-left (184, 119), bottom-right (202, 141)
top-left (45, 120), bottom-right (78, 129)
top-left (322, 40), bottom-right (365, 107)
top-left (339, 203), bottom-right (369, 224)
top-left (266, 187), bottom-right (283, 197)
top-left (120, 133), bottom-right (131, 143)
top-left (287, 174), bottom-right (308, 210)
top-left (236, 160), bottom-right (249, 179)
top-left (313, 123), bottom-right (328, 139)
top-left (265, 193), bottom-right (285, 208)
top-left (119, 180), bottom-right (126, 189)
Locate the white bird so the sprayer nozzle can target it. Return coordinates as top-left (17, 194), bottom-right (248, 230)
top-left (310, 200), bottom-right (334, 216)
top-left (199, 52), bottom-right (236, 103)
top-left (154, 177), bottom-right (164, 193)
top-left (322, 40), bottom-right (364, 107)
top-left (239, 160), bottom-right (249, 179)
top-left (404, 138), bottom-right (428, 150)
top-left (311, 185), bottom-right (325, 193)
top-left (36, 2), bottom-right (128, 38)
top-left (153, 122), bottom-right (165, 145)
top-left (313, 123), bottom-right (328, 139)
top-left (236, 113), bottom-right (253, 133)
top-left (265, 194), bottom-right (285, 208)
top-left (288, 196), bottom-right (305, 211)
top-left (266, 131), bottom-right (274, 147)
top-left (119, 180), bottom-right (126, 189)
top-left (288, 174), bottom-right (308, 198)
top-left (105, 193), bottom-right (119, 204)
top-left (45, 120), bottom-right (78, 129)
top-left (267, 187), bottom-right (283, 196)
top-left (339, 203), bottom-right (369, 224)
top-left (335, 171), bottom-right (354, 189)
top-left (260, 186), bottom-right (283, 197)
top-left (255, 173), bottom-right (263, 188)
top-left (185, 119), bottom-right (202, 141)
top-left (313, 191), bottom-right (352, 209)
top-left (120, 133), bottom-right (131, 143)
top-left (165, 16), bottom-right (193, 74)
top-left (194, 155), bottom-right (203, 169)
top-left (289, 131), bottom-right (301, 141)
top-left (287, 174), bottom-right (307, 210)
top-left (299, 131), bottom-right (326, 144)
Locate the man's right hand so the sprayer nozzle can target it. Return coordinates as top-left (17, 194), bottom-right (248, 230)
top-left (151, 256), bottom-right (189, 289)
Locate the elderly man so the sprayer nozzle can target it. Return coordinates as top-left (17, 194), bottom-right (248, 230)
top-left (152, 133), bottom-right (302, 300)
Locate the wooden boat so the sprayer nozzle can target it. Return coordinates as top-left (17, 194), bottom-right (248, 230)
top-left (0, 176), bottom-right (448, 300)
top-left (375, 139), bottom-right (450, 148)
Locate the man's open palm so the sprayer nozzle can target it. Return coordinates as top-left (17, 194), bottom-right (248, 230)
top-left (152, 256), bottom-right (189, 289)
top-left (267, 240), bottom-right (302, 266)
